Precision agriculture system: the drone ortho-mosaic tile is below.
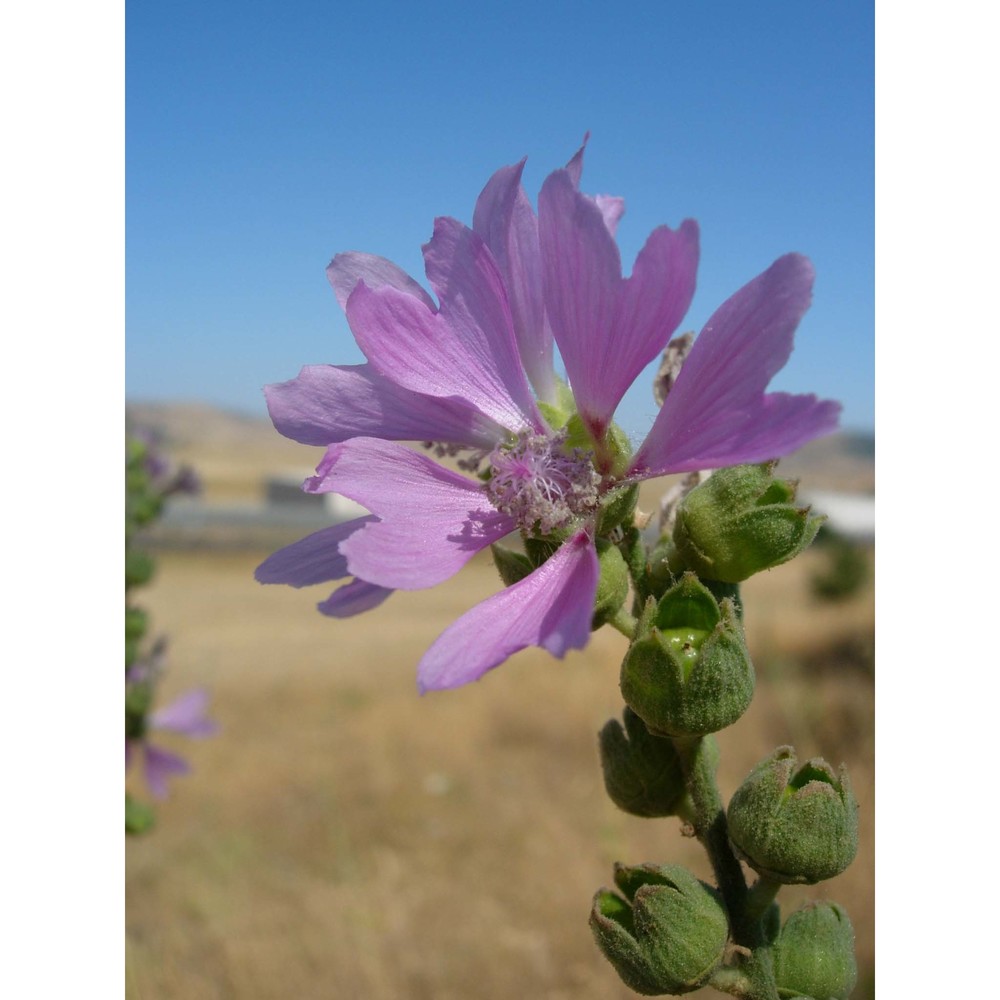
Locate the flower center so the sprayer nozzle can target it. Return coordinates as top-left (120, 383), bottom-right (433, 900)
top-left (485, 431), bottom-right (601, 535)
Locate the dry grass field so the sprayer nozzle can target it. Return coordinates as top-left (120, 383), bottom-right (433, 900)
top-left (126, 407), bottom-right (874, 999)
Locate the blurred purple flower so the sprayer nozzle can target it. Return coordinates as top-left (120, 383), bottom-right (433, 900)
top-left (257, 141), bottom-right (840, 692)
top-left (128, 426), bottom-right (202, 497)
top-left (126, 689), bottom-right (218, 800)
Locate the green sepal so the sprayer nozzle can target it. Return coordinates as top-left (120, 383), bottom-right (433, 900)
top-left (563, 414), bottom-right (633, 479)
top-left (523, 535), bottom-right (566, 567)
top-left (597, 482), bottom-right (639, 535)
top-left (538, 401), bottom-right (570, 431)
top-left (654, 573), bottom-right (721, 632)
top-left (727, 747), bottom-right (859, 885)
top-left (620, 576), bottom-right (754, 737)
top-left (490, 544), bottom-right (534, 587)
top-left (563, 412), bottom-right (595, 453)
top-left (599, 707), bottom-right (687, 817)
top-left (590, 863), bottom-right (729, 995)
top-left (773, 901), bottom-right (857, 999)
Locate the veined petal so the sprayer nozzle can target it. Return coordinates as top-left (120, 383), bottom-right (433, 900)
top-left (143, 744), bottom-right (191, 800)
top-left (417, 531), bottom-right (599, 692)
top-left (422, 217), bottom-right (544, 429)
top-left (317, 578), bottom-right (393, 618)
top-left (346, 279), bottom-right (533, 435)
top-left (562, 137), bottom-right (626, 237)
top-left (254, 517), bottom-right (375, 587)
top-left (326, 251), bottom-right (435, 311)
top-left (540, 168), bottom-right (699, 439)
top-left (630, 254), bottom-right (841, 475)
top-left (307, 438), bottom-right (516, 589)
top-left (151, 689), bottom-right (218, 738)
top-left (473, 161), bottom-right (554, 402)
top-left (539, 168), bottom-right (623, 438)
top-left (264, 364), bottom-right (503, 449)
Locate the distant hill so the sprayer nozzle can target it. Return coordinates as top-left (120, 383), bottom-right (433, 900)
top-left (126, 400), bottom-right (874, 501)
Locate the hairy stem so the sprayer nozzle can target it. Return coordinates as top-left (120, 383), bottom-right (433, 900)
top-left (606, 606), bottom-right (637, 640)
top-left (672, 736), bottom-right (779, 1000)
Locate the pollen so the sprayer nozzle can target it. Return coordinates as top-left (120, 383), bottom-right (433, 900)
top-left (484, 431), bottom-right (601, 535)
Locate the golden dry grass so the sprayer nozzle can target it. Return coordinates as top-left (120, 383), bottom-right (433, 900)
top-left (126, 542), bottom-right (873, 1000)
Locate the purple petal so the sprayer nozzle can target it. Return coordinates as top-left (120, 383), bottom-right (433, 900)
top-left (594, 195), bottom-right (626, 238)
top-left (417, 531), bottom-right (599, 692)
top-left (143, 744), bottom-right (191, 800)
top-left (264, 364), bottom-right (504, 450)
top-left (255, 517), bottom-right (375, 587)
top-left (151, 689), bottom-right (218, 738)
top-left (326, 252), bottom-right (435, 311)
top-left (422, 217), bottom-right (543, 429)
top-left (472, 161), bottom-right (554, 402)
top-left (561, 138), bottom-right (627, 237)
top-left (564, 133), bottom-right (589, 187)
top-left (538, 169), bottom-right (622, 436)
top-left (540, 169), bottom-right (699, 439)
top-left (317, 578), bottom-right (393, 617)
top-left (630, 254), bottom-right (841, 475)
top-left (307, 438), bottom-right (516, 589)
top-left (345, 279), bottom-right (534, 435)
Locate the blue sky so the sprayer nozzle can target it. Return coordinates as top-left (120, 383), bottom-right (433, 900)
top-left (126, 0), bottom-right (873, 435)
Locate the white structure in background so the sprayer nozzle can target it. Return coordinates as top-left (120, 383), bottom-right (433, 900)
top-left (265, 472), bottom-right (369, 522)
top-left (799, 490), bottom-right (875, 543)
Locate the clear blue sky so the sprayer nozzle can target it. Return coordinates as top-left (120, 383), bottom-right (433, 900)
top-left (126, 0), bottom-right (873, 436)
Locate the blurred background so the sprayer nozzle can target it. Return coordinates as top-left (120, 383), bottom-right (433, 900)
top-left (126, 2), bottom-right (874, 997)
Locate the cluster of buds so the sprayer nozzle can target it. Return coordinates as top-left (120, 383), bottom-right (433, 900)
top-left (590, 461), bottom-right (860, 998)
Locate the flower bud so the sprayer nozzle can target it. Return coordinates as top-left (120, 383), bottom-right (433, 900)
top-left (620, 575), bottom-right (754, 737)
top-left (599, 708), bottom-right (687, 817)
top-left (671, 464), bottom-right (824, 582)
top-left (773, 901), bottom-right (857, 999)
top-left (727, 747), bottom-right (858, 884)
top-left (592, 539), bottom-right (630, 629)
top-left (590, 863), bottom-right (728, 995)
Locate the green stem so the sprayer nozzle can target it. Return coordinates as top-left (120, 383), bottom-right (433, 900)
top-left (744, 876), bottom-right (781, 925)
top-left (671, 735), bottom-right (780, 1000)
top-left (606, 606), bottom-right (636, 640)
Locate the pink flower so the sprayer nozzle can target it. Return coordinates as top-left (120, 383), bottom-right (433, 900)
top-left (126, 688), bottom-right (218, 800)
top-left (257, 143), bottom-right (839, 691)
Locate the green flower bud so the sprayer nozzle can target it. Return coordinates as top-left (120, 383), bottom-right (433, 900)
top-left (671, 463), bottom-right (824, 582)
top-left (773, 901), bottom-right (857, 999)
top-left (599, 707), bottom-right (687, 817)
top-left (590, 863), bottom-right (729, 995)
top-left (592, 539), bottom-right (630, 629)
top-left (620, 575), bottom-right (754, 737)
top-left (727, 747), bottom-right (858, 884)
